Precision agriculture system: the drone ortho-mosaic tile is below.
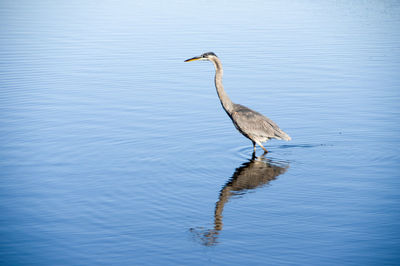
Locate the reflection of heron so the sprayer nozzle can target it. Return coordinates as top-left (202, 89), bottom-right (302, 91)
top-left (185, 52), bottom-right (291, 153)
top-left (190, 154), bottom-right (289, 246)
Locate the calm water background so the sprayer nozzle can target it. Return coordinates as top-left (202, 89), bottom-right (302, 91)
top-left (1, 0), bottom-right (400, 265)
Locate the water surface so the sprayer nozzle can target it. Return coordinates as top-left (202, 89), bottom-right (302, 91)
top-left (1, 0), bottom-right (400, 265)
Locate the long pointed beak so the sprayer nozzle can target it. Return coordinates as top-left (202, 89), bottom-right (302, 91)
top-left (184, 56), bottom-right (201, 62)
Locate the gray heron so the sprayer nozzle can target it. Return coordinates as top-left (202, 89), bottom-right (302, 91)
top-left (185, 52), bottom-right (291, 153)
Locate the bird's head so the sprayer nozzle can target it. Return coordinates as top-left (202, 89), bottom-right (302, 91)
top-left (184, 52), bottom-right (218, 62)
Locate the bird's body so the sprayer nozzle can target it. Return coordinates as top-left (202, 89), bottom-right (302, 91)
top-left (230, 103), bottom-right (291, 144)
top-left (185, 52), bottom-right (291, 153)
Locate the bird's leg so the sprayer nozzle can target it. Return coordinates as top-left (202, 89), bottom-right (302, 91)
top-left (257, 142), bottom-right (268, 154)
top-left (252, 141), bottom-right (256, 153)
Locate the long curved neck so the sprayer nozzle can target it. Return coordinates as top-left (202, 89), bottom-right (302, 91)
top-left (211, 57), bottom-right (234, 114)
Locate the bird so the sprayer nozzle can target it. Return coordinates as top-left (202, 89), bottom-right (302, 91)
top-left (185, 52), bottom-right (291, 153)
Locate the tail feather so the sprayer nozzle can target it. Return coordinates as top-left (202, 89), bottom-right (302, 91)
top-left (275, 130), bottom-right (291, 141)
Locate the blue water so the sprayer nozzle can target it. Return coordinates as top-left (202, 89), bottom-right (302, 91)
top-left (1, 0), bottom-right (400, 265)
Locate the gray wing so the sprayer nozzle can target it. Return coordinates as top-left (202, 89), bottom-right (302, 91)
top-left (230, 104), bottom-right (291, 142)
